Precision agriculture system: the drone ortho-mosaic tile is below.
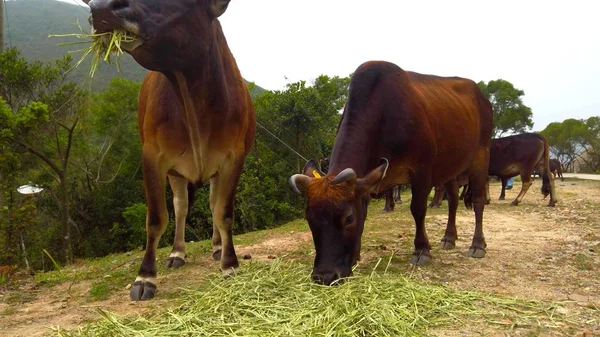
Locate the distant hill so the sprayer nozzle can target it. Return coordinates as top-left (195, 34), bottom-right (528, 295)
top-left (3, 0), bottom-right (265, 96)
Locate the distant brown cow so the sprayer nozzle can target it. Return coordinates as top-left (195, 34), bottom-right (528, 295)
top-left (289, 61), bottom-right (493, 285)
top-left (488, 133), bottom-right (557, 206)
top-left (88, 0), bottom-right (256, 300)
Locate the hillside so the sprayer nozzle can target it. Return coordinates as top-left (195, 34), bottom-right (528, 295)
top-left (3, 0), bottom-right (265, 95)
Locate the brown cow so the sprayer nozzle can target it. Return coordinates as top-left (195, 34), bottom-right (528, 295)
top-left (289, 61), bottom-right (493, 285)
top-left (88, 0), bottom-right (256, 300)
top-left (488, 133), bottom-right (556, 206)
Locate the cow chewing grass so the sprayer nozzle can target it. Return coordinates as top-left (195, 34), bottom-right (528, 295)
top-left (49, 20), bottom-right (137, 77)
top-left (53, 259), bottom-right (575, 336)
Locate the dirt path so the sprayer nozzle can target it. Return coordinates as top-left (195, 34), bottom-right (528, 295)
top-left (0, 178), bottom-right (598, 336)
top-left (562, 173), bottom-right (600, 180)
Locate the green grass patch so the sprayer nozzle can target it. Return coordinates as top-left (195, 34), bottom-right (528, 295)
top-left (1, 307), bottom-right (17, 316)
top-left (574, 254), bottom-right (595, 271)
top-left (54, 259), bottom-right (579, 337)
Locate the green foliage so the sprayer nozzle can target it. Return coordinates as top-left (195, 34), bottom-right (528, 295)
top-left (0, 43), bottom-right (349, 268)
top-left (477, 79), bottom-right (533, 138)
top-left (540, 117), bottom-right (600, 172)
top-left (109, 203), bottom-right (147, 251)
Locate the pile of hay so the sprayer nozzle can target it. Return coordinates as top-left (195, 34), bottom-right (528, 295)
top-left (55, 259), bottom-right (571, 336)
top-left (49, 20), bottom-right (136, 77)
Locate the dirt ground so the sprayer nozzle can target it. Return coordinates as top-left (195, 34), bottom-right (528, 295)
top-left (0, 178), bottom-right (598, 336)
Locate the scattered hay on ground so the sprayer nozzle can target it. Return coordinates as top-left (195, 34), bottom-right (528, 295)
top-left (54, 258), bottom-right (581, 337)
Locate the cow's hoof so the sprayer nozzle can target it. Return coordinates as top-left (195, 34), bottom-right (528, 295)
top-left (130, 279), bottom-right (157, 301)
top-left (498, 196), bottom-right (505, 200)
top-left (166, 256), bottom-right (185, 269)
top-left (467, 246), bottom-right (486, 258)
top-left (440, 238), bottom-right (456, 250)
top-left (212, 249), bottom-right (222, 261)
top-left (548, 200), bottom-right (557, 207)
top-left (381, 208), bottom-right (394, 213)
top-left (410, 250), bottom-right (432, 266)
top-left (511, 200), bottom-right (519, 206)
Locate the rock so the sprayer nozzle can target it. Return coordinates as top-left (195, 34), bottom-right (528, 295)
top-left (242, 254), bottom-right (252, 260)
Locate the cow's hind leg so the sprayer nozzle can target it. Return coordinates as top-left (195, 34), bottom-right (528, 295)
top-left (409, 175), bottom-right (433, 266)
top-left (499, 177), bottom-right (508, 200)
top-left (209, 158), bottom-right (244, 276)
top-left (440, 179), bottom-right (459, 250)
top-left (382, 187), bottom-right (395, 212)
top-left (428, 185), bottom-right (444, 208)
top-left (394, 185), bottom-right (402, 203)
top-left (166, 175), bottom-right (188, 269)
top-left (511, 173), bottom-right (532, 206)
top-left (466, 149), bottom-right (488, 258)
top-left (130, 152), bottom-right (169, 301)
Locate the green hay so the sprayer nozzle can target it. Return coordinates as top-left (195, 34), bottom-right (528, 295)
top-left (49, 20), bottom-right (137, 77)
top-left (54, 259), bottom-right (579, 337)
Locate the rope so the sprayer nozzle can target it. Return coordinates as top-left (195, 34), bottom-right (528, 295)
top-left (70, 0), bottom-right (90, 13)
top-left (4, 0), bottom-right (12, 47)
top-left (256, 121), bottom-right (309, 162)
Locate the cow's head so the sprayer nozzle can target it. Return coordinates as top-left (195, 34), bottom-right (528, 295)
top-left (85, 0), bottom-right (231, 71)
top-left (289, 159), bottom-right (388, 285)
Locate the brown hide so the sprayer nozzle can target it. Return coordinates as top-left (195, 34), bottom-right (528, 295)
top-left (89, 0), bottom-right (255, 300)
top-left (488, 133), bottom-right (556, 206)
top-left (290, 61), bottom-right (493, 285)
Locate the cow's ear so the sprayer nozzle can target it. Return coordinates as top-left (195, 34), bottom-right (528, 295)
top-left (356, 158), bottom-right (389, 195)
top-left (302, 160), bottom-right (324, 178)
top-left (209, 0), bottom-right (230, 18)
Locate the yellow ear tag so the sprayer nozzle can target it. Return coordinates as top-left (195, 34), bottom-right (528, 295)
top-left (312, 170), bottom-right (322, 178)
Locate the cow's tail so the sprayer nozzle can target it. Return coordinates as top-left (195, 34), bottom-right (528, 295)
top-left (540, 138), bottom-right (552, 198)
top-left (187, 182), bottom-right (197, 217)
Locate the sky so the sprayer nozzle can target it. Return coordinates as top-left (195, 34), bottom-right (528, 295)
top-left (62, 0), bottom-right (600, 131)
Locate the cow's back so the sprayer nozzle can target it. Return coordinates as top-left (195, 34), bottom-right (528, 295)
top-left (339, 61), bottom-right (491, 188)
top-left (406, 72), bottom-right (492, 185)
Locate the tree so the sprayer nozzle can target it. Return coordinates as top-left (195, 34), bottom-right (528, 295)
top-left (540, 117), bottom-right (600, 172)
top-left (477, 79), bottom-right (533, 138)
top-left (0, 47), bottom-right (87, 264)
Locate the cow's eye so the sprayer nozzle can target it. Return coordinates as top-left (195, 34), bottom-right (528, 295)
top-left (345, 214), bottom-right (355, 225)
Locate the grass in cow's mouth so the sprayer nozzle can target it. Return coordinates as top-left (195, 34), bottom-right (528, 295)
top-left (49, 20), bottom-right (137, 78)
top-left (52, 258), bottom-right (584, 336)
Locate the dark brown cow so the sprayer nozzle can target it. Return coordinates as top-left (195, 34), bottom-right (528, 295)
top-left (488, 133), bottom-right (556, 206)
top-left (88, 0), bottom-right (255, 300)
top-left (289, 61), bottom-right (493, 285)
top-left (429, 171), bottom-right (469, 208)
top-left (382, 185), bottom-right (402, 212)
top-left (534, 159), bottom-right (563, 181)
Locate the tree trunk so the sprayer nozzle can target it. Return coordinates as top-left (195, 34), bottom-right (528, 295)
top-left (59, 178), bottom-right (73, 264)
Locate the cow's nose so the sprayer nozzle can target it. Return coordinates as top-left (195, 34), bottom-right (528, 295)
top-left (312, 271), bottom-right (343, 286)
top-left (89, 0), bottom-right (130, 33)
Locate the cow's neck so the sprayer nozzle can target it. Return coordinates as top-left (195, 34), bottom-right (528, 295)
top-left (328, 115), bottom-right (380, 178)
top-left (166, 21), bottom-right (235, 173)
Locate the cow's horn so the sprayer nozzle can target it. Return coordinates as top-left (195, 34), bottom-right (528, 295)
top-left (331, 168), bottom-right (357, 185)
top-left (289, 174), bottom-right (311, 194)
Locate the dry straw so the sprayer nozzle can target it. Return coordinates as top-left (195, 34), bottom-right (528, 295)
top-left (54, 258), bottom-right (579, 336)
top-left (49, 20), bottom-right (136, 77)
